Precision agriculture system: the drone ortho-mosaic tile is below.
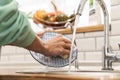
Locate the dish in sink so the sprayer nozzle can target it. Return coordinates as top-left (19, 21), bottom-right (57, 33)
top-left (29, 32), bottom-right (78, 68)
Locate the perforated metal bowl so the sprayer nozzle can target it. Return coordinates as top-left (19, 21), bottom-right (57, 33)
top-left (29, 32), bottom-right (78, 67)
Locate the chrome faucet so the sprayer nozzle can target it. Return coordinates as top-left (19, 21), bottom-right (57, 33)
top-left (73, 0), bottom-right (119, 70)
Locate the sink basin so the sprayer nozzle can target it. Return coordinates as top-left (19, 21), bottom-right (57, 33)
top-left (16, 69), bottom-right (120, 74)
top-left (46, 70), bottom-right (120, 75)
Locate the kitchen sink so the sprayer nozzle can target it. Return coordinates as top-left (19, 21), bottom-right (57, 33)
top-left (48, 70), bottom-right (120, 75)
top-left (16, 69), bottom-right (120, 74)
top-left (16, 66), bottom-right (120, 74)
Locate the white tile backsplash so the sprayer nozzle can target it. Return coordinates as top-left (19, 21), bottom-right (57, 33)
top-left (75, 33), bottom-right (84, 39)
top-left (77, 52), bottom-right (85, 61)
top-left (1, 46), bottom-right (16, 55)
top-left (85, 52), bottom-right (102, 61)
top-left (85, 31), bottom-right (104, 37)
top-left (24, 54), bottom-right (36, 62)
top-left (76, 38), bottom-right (96, 51)
top-left (96, 36), bottom-right (120, 51)
top-left (111, 20), bottom-right (120, 35)
top-left (111, 0), bottom-right (120, 6)
top-left (66, 33), bottom-right (84, 39)
top-left (96, 37), bottom-right (104, 51)
top-left (16, 47), bottom-right (29, 55)
top-left (8, 55), bottom-right (25, 62)
top-left (0, 55), bottom-right (8, 62)
top-left (111, 5), bottom-right (120, 21)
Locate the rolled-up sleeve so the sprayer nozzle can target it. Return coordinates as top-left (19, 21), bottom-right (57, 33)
top-left (0, 0), bottom-right (35, 47)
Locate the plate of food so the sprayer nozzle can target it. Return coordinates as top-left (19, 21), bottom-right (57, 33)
top-left (29, 32), bottom-right (78, 68)
top-left (33, 10), bottom-right (75, 29)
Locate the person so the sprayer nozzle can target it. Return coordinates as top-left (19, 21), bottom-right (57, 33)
top-left (0, 0), bottom-right (71, 57)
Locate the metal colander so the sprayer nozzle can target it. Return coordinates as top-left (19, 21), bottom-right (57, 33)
top-left (29, 32), bottom-right (78, 68)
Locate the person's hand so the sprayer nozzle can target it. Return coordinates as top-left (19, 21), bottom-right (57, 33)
top-left (43, 35), bottom-right (71, 57)
top-left (36, 31), bottom-right (44, 37)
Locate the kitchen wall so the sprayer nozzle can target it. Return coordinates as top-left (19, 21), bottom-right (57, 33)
top-left (1, 0), bottom-right (120, 69)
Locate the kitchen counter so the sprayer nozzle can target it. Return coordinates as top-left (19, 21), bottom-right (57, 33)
top-left (0, 68), bottom-right (120, 80)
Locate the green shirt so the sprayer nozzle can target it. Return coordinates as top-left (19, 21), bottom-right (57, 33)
top-left (0, 0), bottom-right (35, 47)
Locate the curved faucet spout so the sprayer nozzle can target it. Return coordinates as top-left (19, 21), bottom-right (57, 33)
top-left (76, 0), bottom-right (87, 16)
top-left (75, 0), bottom-right (110, 70)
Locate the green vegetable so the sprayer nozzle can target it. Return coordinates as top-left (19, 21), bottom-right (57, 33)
top-left (55, 14), bottom-right (69, 22)
top-left (43, 15), bottom-right (50, 21)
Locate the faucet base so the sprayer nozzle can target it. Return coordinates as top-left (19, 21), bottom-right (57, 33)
top-left (102, 67), bottom-right (113, 71)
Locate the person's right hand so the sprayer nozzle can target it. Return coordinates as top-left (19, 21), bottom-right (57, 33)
top-left (43, 35), bottom-right (71, 57)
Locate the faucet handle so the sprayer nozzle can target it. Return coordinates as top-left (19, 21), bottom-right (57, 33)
top-left (116, 54), bottom-right (120, 59)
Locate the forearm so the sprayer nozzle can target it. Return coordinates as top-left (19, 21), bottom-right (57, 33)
top-left (25, 35), bottom-right (46, 55)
